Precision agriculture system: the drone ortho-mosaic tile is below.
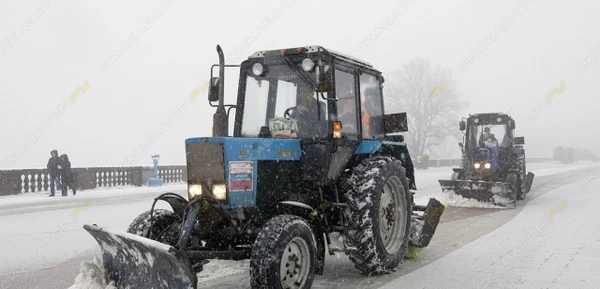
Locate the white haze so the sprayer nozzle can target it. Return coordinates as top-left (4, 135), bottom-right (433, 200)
top-left (0, 0), bottom-right (599, 168)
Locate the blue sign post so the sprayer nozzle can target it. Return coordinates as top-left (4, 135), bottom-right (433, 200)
top-left (148, 154), bottom-right (164, 187)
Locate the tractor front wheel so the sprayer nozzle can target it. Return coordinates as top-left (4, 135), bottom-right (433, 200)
top-left (507, 173), bottom-right (519, 208)
top-left (342, 156), bottom-right (412, 275)
top-left (250, 215), bottom-right (317, 289)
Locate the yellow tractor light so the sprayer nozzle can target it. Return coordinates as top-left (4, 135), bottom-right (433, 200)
top-left (333, 121), bottom-right (343, 138)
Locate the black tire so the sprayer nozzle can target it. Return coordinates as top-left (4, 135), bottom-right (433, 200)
top-left (126, 209), bottom-right (181, 246)
top-left (506, 173), bottom-right (518, 207)
top-left (342, 156), bottom-right (412, 275)
top-left (516, 154), bottom-right (527, 200)
top-left (250, 215), bottom-right (317, 289)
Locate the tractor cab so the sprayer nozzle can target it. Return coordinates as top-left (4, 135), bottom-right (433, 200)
top-left (207, 46), bottom-right (395, 141)
top-left (460, 113), bottom-right (517, 151)
top-left (458, 113), bottom-right (523, 176)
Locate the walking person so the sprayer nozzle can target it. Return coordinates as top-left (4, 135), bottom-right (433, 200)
top-left (47, 150), bottom-right (61, 197)
top-left (59, 154), bottom-right (76, 196)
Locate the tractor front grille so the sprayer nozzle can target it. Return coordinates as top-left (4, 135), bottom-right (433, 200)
top-left (186, 142), bottom-right (225, 183)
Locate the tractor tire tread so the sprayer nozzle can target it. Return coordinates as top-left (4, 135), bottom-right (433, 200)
top-left (126, 209), bottom-right (180, 242)
top-left (250, 215), bottom-right (317, 289)
top-left (342, 156), bottom-right (412, 275)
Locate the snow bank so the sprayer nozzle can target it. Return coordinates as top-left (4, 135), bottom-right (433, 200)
top-left (196, 260), bottom-right (250, 283)
top-left (0, 183), bottom-right (186, 208)
top-left (68, 257), bottom-right (117, 289)
top-left (68, 255), bottom-right (250, 288)
top-left (414, 191), bottom-right (505, 209)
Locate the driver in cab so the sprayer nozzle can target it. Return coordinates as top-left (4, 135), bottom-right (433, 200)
top-left (288, 84), bottom-right (327, 136)
top-left (479, 127), bottom-right (497, 147)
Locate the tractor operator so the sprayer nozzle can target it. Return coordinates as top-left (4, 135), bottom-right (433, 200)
top-left (292, 83), bottom-right (327, 136)
top-left (479, 127), bottom-right (497, 146)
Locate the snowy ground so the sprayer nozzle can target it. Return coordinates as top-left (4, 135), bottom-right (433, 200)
top-left (380, 169), bottom-right (600, 289)
top-left (0, 184), bottom-right (185, 277)
top-left (0, 161), bottom-right (598, 289)
top-left (412, 161), bottom-right (599, 208)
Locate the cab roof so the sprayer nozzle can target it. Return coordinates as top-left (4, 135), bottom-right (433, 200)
top-left (247, 45), bottom-right (374, 69)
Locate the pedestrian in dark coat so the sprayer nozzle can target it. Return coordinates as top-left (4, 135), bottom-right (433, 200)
top-left (59, 154), bottom-right (76, 195)
top-left (47, 150), bottom-right (61, 197)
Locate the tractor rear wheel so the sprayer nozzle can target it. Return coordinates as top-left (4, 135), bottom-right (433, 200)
top-left (126, 209), bottom-right (181, 246)
top-left (507, 173), bottom-right (519, 208)
top-left (342, 156), bottom-right (412, 274)
top-left (250, 215), bottom-right (317, 289)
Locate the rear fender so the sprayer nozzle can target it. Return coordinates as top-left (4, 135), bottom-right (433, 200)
top-left (275, 201), bottom-right (326, 275)
top-left (356, 140), bottom-right (416, 190)
top-left (381, 141), bottom-right (416, 190)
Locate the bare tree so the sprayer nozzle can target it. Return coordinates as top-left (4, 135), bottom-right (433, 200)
top-left (383, 58), bottom-right (469, 158)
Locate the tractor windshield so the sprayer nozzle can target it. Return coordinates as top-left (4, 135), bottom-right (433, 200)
top-left (469, 123), bottom-right (512, 149)
top-left (240, 61), bottom-right (329, 138)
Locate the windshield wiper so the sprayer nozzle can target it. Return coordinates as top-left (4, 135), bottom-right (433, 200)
top-left (282, 56), bottom-right (318, 91)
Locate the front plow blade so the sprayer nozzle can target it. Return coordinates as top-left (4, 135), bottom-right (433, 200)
top-left (409, 198), bottom-right (445, 248)
top-left (83, 224), bottom-right (197, 289)
top-left (525, 172), bottom-right (535, 193)
top-left (439, 179), bottom-right (515, 208)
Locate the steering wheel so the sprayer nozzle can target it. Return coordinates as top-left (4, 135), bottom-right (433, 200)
top-left (284, 107), bottom-right (299, 119)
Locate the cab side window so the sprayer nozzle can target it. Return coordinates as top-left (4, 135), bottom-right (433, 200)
top-left (335, 69), bottom-right (359, 136)
top-left (359, 73), bottom-right (384, 139)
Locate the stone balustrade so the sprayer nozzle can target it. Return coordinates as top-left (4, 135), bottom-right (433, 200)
top-left (0, 165), bottom-right (187, 196)
top-left (0, 158), bottom-right (553, 196)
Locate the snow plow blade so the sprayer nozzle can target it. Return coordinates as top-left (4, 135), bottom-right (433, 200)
top-left (409, 198), bottom-right (445, 248)
top-left (525, 172), bottom-right (535, 193)
top-left (83, 224), bottom-right (197, 289)
top-left (439, 179), bottom-right (515, 208)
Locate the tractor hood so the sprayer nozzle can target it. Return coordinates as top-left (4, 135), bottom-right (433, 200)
top-left (184, 137), bottom-right (301, 208)
top-left (471, 147), bottom-right (500, 172)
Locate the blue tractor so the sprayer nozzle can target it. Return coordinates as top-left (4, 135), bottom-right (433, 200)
top-left (439, 113), bottom-right (535, 208)
top-left (83, 45), bottom-right (446, 289)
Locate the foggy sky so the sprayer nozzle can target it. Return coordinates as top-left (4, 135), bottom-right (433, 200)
top-left (1, 0), bottom-right (599, 169)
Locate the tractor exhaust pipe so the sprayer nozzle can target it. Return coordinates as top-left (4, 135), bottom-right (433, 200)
top-left (212, 44), bottom-right (228, 137)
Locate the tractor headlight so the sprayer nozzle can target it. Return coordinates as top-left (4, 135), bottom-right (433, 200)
top-left (212, 184), bottom-right (227, 201)
top-left (484, 163), bottom-right (491, 169)
top-left (252, 63), bottom-right (264, 76)
top-left (188, 184), bottom-right (203, 199)
top-left (474, 163), bottom-right (481, 169)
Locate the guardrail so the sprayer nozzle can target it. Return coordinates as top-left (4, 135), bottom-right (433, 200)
top-left (0, 166), bottom-right (186, 196)
top-left (0, 157), bottom-right (554, 196)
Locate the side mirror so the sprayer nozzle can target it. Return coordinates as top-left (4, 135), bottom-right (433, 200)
top-left (208, 77), bottom-right (219, 102)
top-left (459, 121), bottom-right (466, 131)
top-left (514, 137), bottom-right (525, 145)
top-left (508, 119), bottom-right (516, 130)
top-left (458, 142), bottom-right (464, 148)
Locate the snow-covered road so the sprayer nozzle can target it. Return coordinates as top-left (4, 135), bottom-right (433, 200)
top-left (0, 161), bottom-right (597, 289)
